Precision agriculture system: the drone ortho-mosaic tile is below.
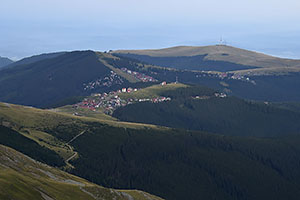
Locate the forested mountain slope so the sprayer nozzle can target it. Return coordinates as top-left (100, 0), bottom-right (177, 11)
top-left (113, 85), bottom-right (300, 136)
top-left (1, 102), bottom-right (300, 200)
top-left (0, 51), bottom-right (146, 107)
top-left (0, 56), bottom-right (13, 68)
top-left (0, 144), bottom-right (163, 200)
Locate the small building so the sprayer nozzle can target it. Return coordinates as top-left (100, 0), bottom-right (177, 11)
top-left (127, 88), bottom-right (133, 93)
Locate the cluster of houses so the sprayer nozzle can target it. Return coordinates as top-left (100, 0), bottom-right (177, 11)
top-left (121, 67), bottom-right (158, 82)
top-left (193, 95), bottom-right (211, 100)
top-left (193, 92), bottom-right (227, 100)
top-left (120, 87), bottom-right (138, 93)
top-left (230, 74), bottom-right (256, 85)
top-left (73, 91), bottom-right (124, 114)
top-left (73, 86), bottom-right (171, 115)
top-left (214, 92), bottom-right (227, 98)
top-left (83, 71), bottom-right (124, 91)
top-left (196, 72), bottom-right (255, 84)
top-left (137, 97), bottom-right (171, 103)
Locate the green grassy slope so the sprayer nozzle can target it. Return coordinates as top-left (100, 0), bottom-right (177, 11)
top-left (119, 83), bottom-right (187, 99)
top-left (0, 102), bottom-right (163, 165)
top-left (56, 105), bottom-right (118, 121)
top-left (0, 145), bottom-right (163, 200)
top-left (96, 52), bottom-right (140, 83)
top-left (0, 125), bottom-right (64, 167)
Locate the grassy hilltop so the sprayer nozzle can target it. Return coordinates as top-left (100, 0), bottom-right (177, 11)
top-left (114, 45), bottom-right (300, 74)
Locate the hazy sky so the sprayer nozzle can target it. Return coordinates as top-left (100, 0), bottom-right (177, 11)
top-left (1, 0), bottom-right (300, 60)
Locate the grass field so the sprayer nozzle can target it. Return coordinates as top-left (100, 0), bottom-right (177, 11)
top-left (0, 145), bottom-right (163, 200)
top-left (55, 105), bottom-right (118, 121)
top-left (119, 83), bottom-right (188, 99)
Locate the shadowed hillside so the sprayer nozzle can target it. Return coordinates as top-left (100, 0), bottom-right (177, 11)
top-left (0, 51), bottom-right (139, 107)
top-left (4, 52), bottom-right (65, 69)
top-left (0, 56), bottom-right (13, 68)
top-left (0, 50), bottom-right (163, 108)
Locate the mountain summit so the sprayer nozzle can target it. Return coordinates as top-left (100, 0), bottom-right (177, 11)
top-left (114, 45), bottom-right (300, 74)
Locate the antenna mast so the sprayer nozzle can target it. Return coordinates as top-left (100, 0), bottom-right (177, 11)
top-left (219, 36), bottom-right (226, 45)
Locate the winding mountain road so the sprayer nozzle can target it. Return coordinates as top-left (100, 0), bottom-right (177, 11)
top-left (65, 130), bottom-right (87, 167)
top-left (67, 130), bottom-right (86, 145)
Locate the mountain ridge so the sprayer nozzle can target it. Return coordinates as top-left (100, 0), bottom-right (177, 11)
top-left (4, 52), bottom-right (66, 69)
top-left (0, 50), bottom-right (145, 107)
top-left (113, 45), bottom-right (300, 74)
top-left (0, 56), bottom-right (13, 68)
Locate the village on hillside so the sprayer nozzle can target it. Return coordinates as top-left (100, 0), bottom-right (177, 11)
top-left (196, 72), bottom-right (256, 85)
top-left (73, 80), bottom-right (228, 116)
top-left (83, 71), bottom-right (124, 91)
top-left (82, 68), bottom-right (158, 92)
top-left (74, 82), bottom-right (171, 115)
top-left (121, 67), bottom-right (158, 82)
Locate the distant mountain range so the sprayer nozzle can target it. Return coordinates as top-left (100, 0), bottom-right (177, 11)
top-left (0, 56), bottom-right (13, 68)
